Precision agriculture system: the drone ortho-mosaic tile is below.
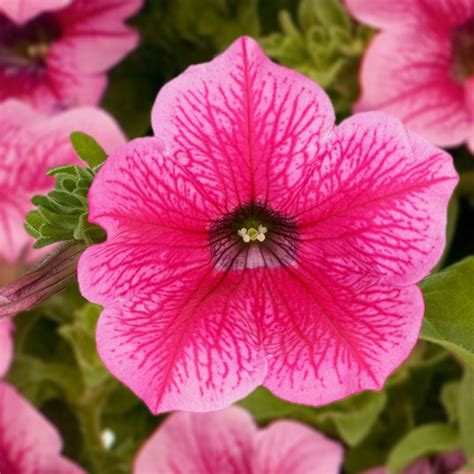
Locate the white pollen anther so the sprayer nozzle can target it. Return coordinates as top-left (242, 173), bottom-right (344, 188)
top-left (101, 429), bottom-right (116, 450)
top-left (238, 225), bottom-right (267, 243)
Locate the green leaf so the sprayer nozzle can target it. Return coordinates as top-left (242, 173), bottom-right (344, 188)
top-left (459, 370), bottom-right (474, 457)
top-left (240, 387), bottom-right (386, 446)
top-left (387, 424), bottom-right (461, 473)
top-left (421, 257), bottom-right (474, 371)
top-left (59, 304), bottom-right (110, 388)
top-left (259, 0), bottom-right (371, 118)
top-left (24, 211), bottom-right (43, 238)
top-left (298, 0), bottom-right (351, 31)
top-left (239, 387), bottom-right (319, 425)
top-left (33, 236), bottom-right (61, 249)
top-left (25, 146), bottom-right (105, 250)
top-left (70, 131), bottom-right (108, 168)
top-left (441, 381), bottom-right (460, 422)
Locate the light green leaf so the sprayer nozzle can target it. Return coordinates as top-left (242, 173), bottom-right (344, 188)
top-left (387, 424), bottom-right (461, 473)
top-left (441, 381), bottom-right (460, 422)
top-left (317, 391), bottom-right (387, 446)
top-left (70, 131), bottom-right (108, 168)
top-left (59, 303), bottom-right (110, 388)
top-left (298, 0), bottom-right (351, 31)
top-left (459, 370), bottom-right (474, 457)
top-left (421, 257), bottom-right (474, 371)
top-left (238, 387), bottom-right (319, 425)
top-left (240, 387), bottom-right (386, 446)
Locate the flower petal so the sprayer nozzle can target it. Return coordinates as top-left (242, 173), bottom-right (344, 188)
top-left (345, 0), bottom-right (423, 28)
top-left (54, 0), bottom-right (142, 76)
top-left (0, 319), bottom-right (13, 377)
top-left (84, 137), bottom-right (220, 241)
top-left (50, 27), bottom-right (139, 76)
top-left (0, 0), bottom-right (72, 24)
top-left (133, 407), bottom-right (257, 473)
top-left (0, 382), bottom-right (84, 473)
top-left (356, 31), bottom-right (472, 148)
top-left (79, 138), bottom-right (270, 413)
top-left (299, 112), bottom-right (458, 286)
top-left (260, 266), bottom-right (424, 405)
top-left (466, 78), bottom-right (474, 153)
top-left (56, 0), bottom-right (142, 26)
top-left (151, 36), bottom-right (334, 211)
top-left (44, 66), bottom-right (108, 110)
top-left (92, 268), bottom-right (267, 413)
top-left (0, 101), bottom-right (43, 263)
top-left (252, 420), bottom-right (343, 474)
top-left (346, 0), bottom-right (474, 30)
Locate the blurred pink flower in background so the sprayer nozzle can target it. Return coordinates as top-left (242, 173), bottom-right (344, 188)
top-left (134, 406), bottom-right (343, 474)
top-left (0, 99), bottom-right (126, 265)
top-left (346, 0), bottom-right (474, 152)
top-left (0, 0), bottom-right (72, 24)
top-left (0, 0), bottom-right (142, 112)
top-left (79, 36), bottom-right (458, 414)
top-left (0, 319), bottom-right (13, 377)
top-left (0, 382), bottom-right (84, 473)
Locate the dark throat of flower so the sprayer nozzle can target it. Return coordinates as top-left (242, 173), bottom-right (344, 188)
top-left (451, 16), bottom-right (474, 83)
top-left (0, 13), bottom-right (62, 83)
top-left (209, 203), bottom-right (299, 271)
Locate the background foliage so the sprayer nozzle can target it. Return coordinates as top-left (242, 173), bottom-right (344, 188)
top-left (7, 0), bottom-right (474, 473)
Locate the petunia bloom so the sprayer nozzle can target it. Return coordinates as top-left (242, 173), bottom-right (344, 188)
top-left (0, 99), bottom-right (126, 265)
top-left (133, 406), bottom-right (343, 474)
top-left (0, 0), bottom-right (142, 112)
top-left (79, 36), bottom-right (458, 414)
top-left (345, 0), bottom-right (474, 152)
top-left (0, 382), bottom-right (85, 473)
top-left (0, 319), bottom-right (13, 377)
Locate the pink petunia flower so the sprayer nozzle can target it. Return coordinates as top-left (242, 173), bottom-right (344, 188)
top-left (78, 36), bottom-right (458, 414)
top-left (0, 0), bottom-right (142, 112)
top-left (133, 406), bottom-right (343, 474)
top-left (0, 99), bottom-right (126, 265)
top-left (0, 382), bottom-right (85, 473)
top-left (0, 319), bottom-right (13, 377)
top-left (345, 0), bottom-right (474, 152)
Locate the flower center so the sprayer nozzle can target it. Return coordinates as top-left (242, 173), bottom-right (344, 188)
top-left (209, 203), bottom-right (298, 271)
top-left (237, 225), bottom-right (267, 243)
top-left (0, 13), bottom-right (61, 89)
top-left (451, 16), bottom-right (474, 83)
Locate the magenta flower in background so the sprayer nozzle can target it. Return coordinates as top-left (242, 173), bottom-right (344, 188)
top-left (79, 36), bottom-right (458, 414)
top-left (0, 100), bottom-right (126, 265)
top-left (134, 406), bottom-right (343, 474)
top-left (0, 0), bottom-right (142, 113)
top-left (0, 319), bottom-right (13, 377)
top-left (0, 382), bottom-right (85, 473)
top-left (345, 0), bottom-right (474, 152)
top-left (0, 0), bottom-right (72, 24)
